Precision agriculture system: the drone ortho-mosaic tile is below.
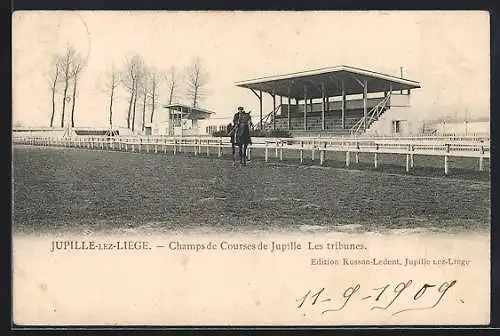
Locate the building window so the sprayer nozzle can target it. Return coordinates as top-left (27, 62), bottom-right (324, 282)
top-left (392, 120), bottom-right (401, 134)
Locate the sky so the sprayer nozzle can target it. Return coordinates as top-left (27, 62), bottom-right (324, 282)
top-left (12, 11), bottom-right (490, 128)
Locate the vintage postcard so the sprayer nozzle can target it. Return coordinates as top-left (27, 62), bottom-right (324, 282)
top-left (12, 11), bottom-right (490, 326)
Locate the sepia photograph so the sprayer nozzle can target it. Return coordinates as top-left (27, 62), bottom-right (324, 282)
top-left (12, 11), bottom-right (490, 326)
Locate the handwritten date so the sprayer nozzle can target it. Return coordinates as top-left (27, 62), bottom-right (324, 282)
top-left (296, 280), bottom-right (457, 316)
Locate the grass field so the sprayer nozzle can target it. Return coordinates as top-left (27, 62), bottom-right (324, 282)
top-left (12, 145), bottom-right (490, 235)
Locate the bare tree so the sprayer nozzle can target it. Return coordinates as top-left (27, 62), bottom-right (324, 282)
top-left (139, 67), bottom-right (150, 132)
top-left (46, 55), bottom-right (62, 127)
top-left (148, 67), bottom-right (161, 123)
top-left (166, 65), bottom-right (178, 105)
top-left (131, 67), bottom-right (144, 133)
top-left (69, 52), bottom-right (85, 127)
top-left (122, 54), bottom-right (144, 130)
top-left (59, 45), bottom-right (77, 127)
top-left (103, 64), bottom-right (121, 130)
top-left (184, 57), bottom-right (209, 108)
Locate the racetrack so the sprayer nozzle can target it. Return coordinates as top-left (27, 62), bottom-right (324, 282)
top-left (12, 145), bottom-right (490, 236)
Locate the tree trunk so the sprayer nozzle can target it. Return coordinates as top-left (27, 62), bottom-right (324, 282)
top-left (193, 87), bottom-right (198, 108)
top-left (132, 89), bottom-right (138, 132)
top-left (150, 82), bottom-right (156, 123)
top-left (60, 81), bottom-right (69, 127)
top-left (126, 79), bottom-right (135, 129)
top-left (50, 76), bottom-right (58, 127)
top-left (169, 84), bottom-right (174, 105)
top-left (142, 89), bottom-right (147, 131)
top-left (109, 85), bottom-right (114, 128)
top-left (192, 77), bottom-right (199, 108)
top-left (70, 74), bottom-right (78, 127)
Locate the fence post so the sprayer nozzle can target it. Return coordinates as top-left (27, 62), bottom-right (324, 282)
top-left (218, 137), bottom-right (222, 157)
top-left (444, 144), bottom-right (450, 176)
top-left (194, 139), bottom-right (198, 156)
top-left (247, 146), bottom-right (251, 161)
top-left (355, 142), bottom-right (360, 164)
top-left (374, 144), bottom-right (379, 168)
top-left (279, 141), bottom-right (283, 161)
top-left (198, 138), bottom-right (202, 155)
top-left (478, 144), bottom-right (485, 172)
top-left (206, 139), bottom-right (210, 156)
top-left (346, 151), bottom-right (350, 168)
top-left (406, 152), bottom-right (410, 173)
top-left (265, 142), bottom-right (269, 162)
top-left (275, 141), bottom-right (279, 159)
top-left (410, 145), bottom-right (414, 168)
top-left (300, 141), bottom-right (304, 164)
top-left (320, 142), bottom-right (326, 166)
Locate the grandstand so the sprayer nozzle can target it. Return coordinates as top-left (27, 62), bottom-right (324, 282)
top-left (148, 103), bottom-right (215, 136)
top-left (235, 65), bottom-right (421, 137)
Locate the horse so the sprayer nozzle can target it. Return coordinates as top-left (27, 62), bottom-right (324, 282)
top-left (230, 112), bottom-right (252, 166)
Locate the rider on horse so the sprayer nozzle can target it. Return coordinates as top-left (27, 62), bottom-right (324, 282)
top-left (231, 106), bottom-right (252, 145)
top-left (229, 106), bottom-right (253, 165)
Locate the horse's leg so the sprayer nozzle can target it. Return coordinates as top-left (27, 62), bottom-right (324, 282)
top-left (239, 144), bottom-right (244, 165)
top-left (232, 144), bottom-right (235, 164)
top-left (242, 144), bottom-right (247, 165)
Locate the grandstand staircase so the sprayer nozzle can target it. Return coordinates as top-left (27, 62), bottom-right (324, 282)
top-left (261, 105), bottom-right (281, 131)
top-left (349, 93), bottom-right (391, 136)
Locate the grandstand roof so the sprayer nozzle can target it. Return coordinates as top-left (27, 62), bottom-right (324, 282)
top-left (164, 104), bottom-right (215, 120)
top-left (235, 65), bottom-right (421, 99)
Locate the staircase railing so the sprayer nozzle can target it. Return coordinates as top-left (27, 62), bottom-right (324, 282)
top-left (260, 105), bottom-right (282, 130)
top-left (350, 93), bottom-right (391, 136)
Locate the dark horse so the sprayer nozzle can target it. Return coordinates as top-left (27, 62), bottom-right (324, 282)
top-left (229, 110), bottom-right (252, 166)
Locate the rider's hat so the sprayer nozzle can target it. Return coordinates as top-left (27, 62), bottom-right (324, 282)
top-left (237, 106), bottom-right (244, 111)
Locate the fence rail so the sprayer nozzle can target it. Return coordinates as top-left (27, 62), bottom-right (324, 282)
top-left (13, 134), bottom-right (490, 175)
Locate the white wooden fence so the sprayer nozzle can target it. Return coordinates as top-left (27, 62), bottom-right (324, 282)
top-left (13, 135), bottom-right (490, 175)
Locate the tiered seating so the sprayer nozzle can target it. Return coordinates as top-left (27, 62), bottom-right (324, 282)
top-left (268, 97), bottom-right (386, 136)
top-left (271, 109), bottom-right (368, 134)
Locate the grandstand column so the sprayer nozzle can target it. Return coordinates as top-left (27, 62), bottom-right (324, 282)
top-left (341, 81), bottom-right (346, 129)
top-left (272, 94), bottom-right (276, 130)
top-left (303, 87), bottom-right (308, 131)
top-left (363, 78), bottom-right (368, 131)
top-left (309, 98), bottom-right (313, 130)
top-left (250, 89), bottom-right (264, 130)
top-left (259, 90), bottom-right (263, 129)
top-left (321, 83), bottom-right (326, 130)
top-left (280, 95), bottom-right (283, 121)
top-left (287, 93), bottom-right (291, 130)
top-left (295, 99), bottom-right (299, 127)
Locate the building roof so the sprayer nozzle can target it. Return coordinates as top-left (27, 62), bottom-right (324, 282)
top-left (235, 65), bottom-right (421, 99)
top-left (164, 104), bottom-right (215, 120)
